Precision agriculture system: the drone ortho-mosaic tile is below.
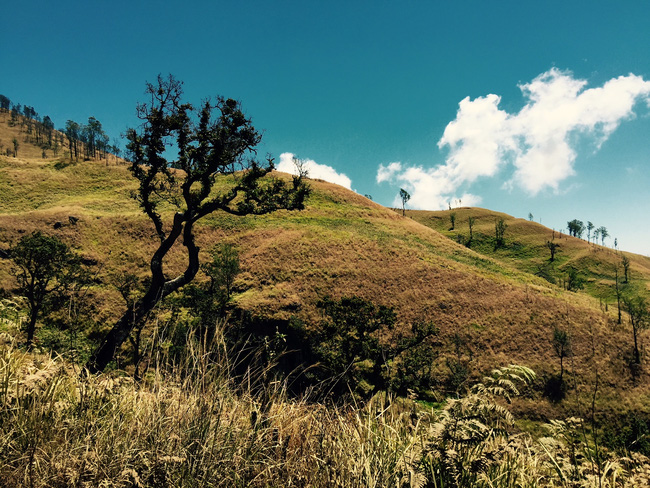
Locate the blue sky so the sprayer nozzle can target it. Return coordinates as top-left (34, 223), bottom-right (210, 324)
top-left (2, 1), bottom-right (650, 255)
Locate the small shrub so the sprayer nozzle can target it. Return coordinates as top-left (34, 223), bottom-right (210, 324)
top-left (566, 267), bottom-right (585, 292)
top-left (544, 374), bottom-right (568, 402)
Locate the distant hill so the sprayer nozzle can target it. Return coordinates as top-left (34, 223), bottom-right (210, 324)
top-left (1, 114), bottom-right (650, 421)
top-left (408, 207), bottom-right (650, 304)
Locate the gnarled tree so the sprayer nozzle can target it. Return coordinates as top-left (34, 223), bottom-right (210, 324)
top-left (86, 75), bottom-right (310, 373)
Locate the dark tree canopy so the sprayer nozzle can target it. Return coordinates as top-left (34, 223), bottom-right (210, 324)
top-left (203, 243), bottom-right (240, 305)
top-left (86, 75), bottom-right (310, 373)
top-left (11, 232), bottom-right (84, 347)
top-left (567, 219), bottom-right (585, 239)
top-left (0, 94), bottom-right (10, 110)
top-left (65, 120), bottom-right (82, 160)
top-left (566, 267), bottom-right (585, 292)
top-left (312, 296), bottom-right (398, 397)
top-left (286, 296), bottom-right (438, 399)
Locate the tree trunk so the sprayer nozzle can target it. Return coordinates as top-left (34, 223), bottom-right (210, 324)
top-left (26, 308), bottom-right (38, 348)
top-left (86, 286), bottom-right (161, 373)
top-left (86, 215), bottom-right (200, 374)
top-left (615, 269), bottom-right (622, 325)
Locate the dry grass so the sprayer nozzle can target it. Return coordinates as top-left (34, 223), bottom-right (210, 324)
top-left (2, 340), bottom-right (649, 487)
top-left (0, 335), bottom-right (419, 487)
top-left (1, 120), bottom-right (649, 425)
top-left (0, 110), bottom-right (52, 160)
top-left (409, 207), bottom-right (650, 299)
top-left (0, 109), bottom-right (126, 164)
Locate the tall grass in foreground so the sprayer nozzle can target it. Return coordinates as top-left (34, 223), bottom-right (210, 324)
top-left (1, 331), bottom-right (649, 487)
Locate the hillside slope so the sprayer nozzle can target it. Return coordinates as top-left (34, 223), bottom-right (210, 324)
top-left (408, 207), bottom-right (650, 302)
top-left (1, 115), bottom-right (650, 419)
top-left (1, 154), bottom-right (649, 417)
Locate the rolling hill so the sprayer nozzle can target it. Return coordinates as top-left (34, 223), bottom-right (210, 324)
top-left (407, 206), bottom-right (650, 302)
top-left (1, 110), bottom-right (649, 424)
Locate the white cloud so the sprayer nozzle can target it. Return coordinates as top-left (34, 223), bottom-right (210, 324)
top-left (377, 161), bottom-right (482, 209)
top-left (376, 161), bottom-right (403, 183)
top-left (277, 152), bottom-right (352, 189)
top-left (377, 68), bottom-right (650, 209)
top-left (508, 70), bottom-right (650, 193)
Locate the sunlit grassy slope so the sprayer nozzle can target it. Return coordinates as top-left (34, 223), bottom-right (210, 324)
top-left (1, 117), bottom-right (650, 419)
top-left (407, 207), bottom-right (650, 302)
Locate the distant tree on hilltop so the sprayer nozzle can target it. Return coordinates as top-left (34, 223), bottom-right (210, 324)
top-left (42, 115), bottom-right (55, 147)
top-left (567, 219), bottom-right (585, 239)
top-left (83, 116), bottom-right (102, 159)
top-left (11, 103), bottom-right (21, 122)
top-left (0, 94), bottom-right (10, 110)
top-left (65, 120), bottom-right (81, 160)
top-left (587, 221), bottom-right (594, 243)
top-left (399, 188), bottom-right (410, 217)
top-left (22, 105), bottom-right (38, 121)
top-left (112, 137), bottom-right (122, 160)
top-left (598, 226), bottom-right (609, 246)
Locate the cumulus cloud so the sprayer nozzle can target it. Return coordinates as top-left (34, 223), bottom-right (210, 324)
top-left (378, 68), bottom-right (650, 209)
top-left (377, 161), bottom-right (482, 209)
top-left (277, 152), bottom-right (352, 189)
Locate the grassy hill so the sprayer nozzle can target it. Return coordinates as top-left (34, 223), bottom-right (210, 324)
top-left (2, 108), bottom-right (650, 486)
top-left (1, 137), bottom-right (649, 419)
top-left (408, 206), bottom-right (650, 302)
